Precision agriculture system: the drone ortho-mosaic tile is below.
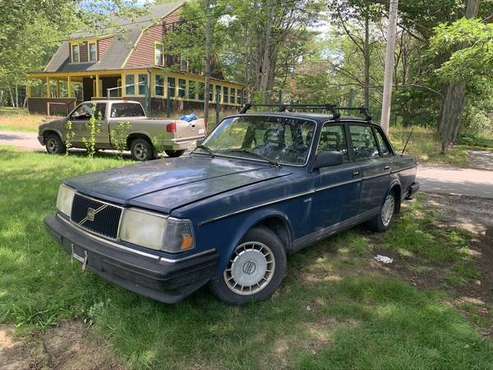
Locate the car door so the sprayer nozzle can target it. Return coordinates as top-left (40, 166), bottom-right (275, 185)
top-left (69, 102), bottom-right (107, 147)
top-left (69, 102), bottom-right (92, 145)
top-left (310, 123), bottom-right (362, 231)
top-left (348, 123), bottom-right (391, 214)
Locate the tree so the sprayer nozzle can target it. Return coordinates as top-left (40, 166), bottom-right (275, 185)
top-left (435, 0), bottom-right (481, 153)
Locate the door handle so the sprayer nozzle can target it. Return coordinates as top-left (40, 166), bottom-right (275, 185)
top-left (352, 170), bottom-right (360, 177)
top-left (384, 165), bottom-right (391, 171)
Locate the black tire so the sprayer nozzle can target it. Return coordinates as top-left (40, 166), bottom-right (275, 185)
top-left (45, 133), bottom-right (66, 155)
top-left (130, 138), bottom-right (155, 161)
top-left (210, 227), bottom-right (287, 305)
top-left (165, 149), bottom-right (186, 158)
top-left (368, 190), bottom-right (398, 232)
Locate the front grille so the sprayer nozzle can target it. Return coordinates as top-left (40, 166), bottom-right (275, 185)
top-left (71, 194), bottom-right (122, 239)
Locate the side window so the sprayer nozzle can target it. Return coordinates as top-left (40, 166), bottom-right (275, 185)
top-left (94, 103), bottom-right (106, 120)
top-left (317, 124), bottom-right (348, 160)
top-left (349, 125), bottom-right (380, 160)
top-left (71, 103), bottom-right (93, 120)
top-left (110, 103), bottom-right (145, 118)
top-left (373, 127), bottom-right (391, 156)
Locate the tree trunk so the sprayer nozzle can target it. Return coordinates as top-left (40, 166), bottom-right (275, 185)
top-left (363, 9), bottom-right (370, 110)
top-left (258, 2), bottom-right (275, 103)
top-left (438, 0), bottom-right (480, 153)
top-left (8, 87), bottom-right (15, 108)
top-left (203, 0), bottom-right (213, 128)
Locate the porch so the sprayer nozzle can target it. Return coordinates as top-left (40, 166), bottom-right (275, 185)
top-left (27, 69), bottom-right (245, 116)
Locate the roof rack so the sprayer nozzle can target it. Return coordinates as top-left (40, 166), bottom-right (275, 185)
top-left (239, 103), bottom-right (372, 122)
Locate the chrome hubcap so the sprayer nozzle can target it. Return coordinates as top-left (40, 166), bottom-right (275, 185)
top-left (381, 194), bottom-right (395, 226)
top-left (134, 143), bottom-right (148, 160)
top-left (224, 241), bottom-right (275, 295)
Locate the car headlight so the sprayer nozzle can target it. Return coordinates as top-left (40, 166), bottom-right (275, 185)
top-left (119, 209), bottom-right (195, 253)
top-left (56, 184), bottom-right (75, 216)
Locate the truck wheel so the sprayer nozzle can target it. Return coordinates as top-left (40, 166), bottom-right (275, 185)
top-left (165, 149), bottom-right (185, 158)
top-left (210, 227), bottom-right (287, 305)
top-left (130, 138), bottom-right (155, 161)
top-left (45, 133), bottom-right (66, 155)
top-left (368, 191), bottom-right (398, 232)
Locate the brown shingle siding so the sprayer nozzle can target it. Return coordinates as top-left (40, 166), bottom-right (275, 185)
top-left (98, 37), bottom-right (113, 60)
top-left (124, 7), bottom-right (182, 69)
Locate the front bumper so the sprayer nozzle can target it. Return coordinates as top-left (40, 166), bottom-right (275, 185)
top-left (45, 215), bottom-right (218, 303)
top-left (38, 135), bottom-right (44, 145)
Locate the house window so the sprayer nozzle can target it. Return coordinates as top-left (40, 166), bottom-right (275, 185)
top-left (154, 43), bottom-right (163, 66)
top-left (168, 77), bottom-right (176, 98)
top-left (209, 85), bottom-right (214, 102)
top-left (198, 82), bottom-right (205, 101)
top-left (216, 85), bottom-right (222, 103)
top-left (155, 74), bottom-right (164, 96)
top-left (138, 74), bottom-right (148, 95)
top-left (178, 79), bottom-right (186, 98)
top-left (223, 86), bottom-right (229, 104)
top-left (237, 91), bottom-right (242, 105)
top-left (231, 88), bottom-right (236, 104)
top-left (125, 74), bottom-right (135, 95)
top-left (89, 42), bottom-right (97, 62)
top-left (72, 44), bottom-right (80, 63)
top-left (188, 80), bottom-right (197, 100)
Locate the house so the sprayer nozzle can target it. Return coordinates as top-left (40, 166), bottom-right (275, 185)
top-left (27, 2), bottom-right (244, 116)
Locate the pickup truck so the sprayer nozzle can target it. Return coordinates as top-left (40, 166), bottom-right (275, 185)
top-left (38, 100), bottom-right (206, 161)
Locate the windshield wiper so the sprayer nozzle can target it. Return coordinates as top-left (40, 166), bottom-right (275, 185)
top-left (193, 144), bottom-right (215, 158)
top-left (225, 149), bottom-right (280, 167)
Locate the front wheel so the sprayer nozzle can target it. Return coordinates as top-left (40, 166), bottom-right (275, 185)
top-left (210, 227), bottom-right (287, 305)
top-left (130, 138), bottom-right (155, 161)
top-left (165, 149), bottom-right (185, 158)
top-left (45, 133), bottom-right (66, 155)
top-left (368, 191), bottom-right (397, 232)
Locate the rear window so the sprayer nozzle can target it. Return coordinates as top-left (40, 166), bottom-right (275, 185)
top-left (110, 103), bottom-right (145, 118)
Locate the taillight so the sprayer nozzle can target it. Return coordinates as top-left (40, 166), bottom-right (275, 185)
top-left (166, 122), bottom-right (176, 133)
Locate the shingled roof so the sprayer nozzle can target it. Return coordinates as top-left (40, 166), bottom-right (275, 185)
top-left (44, 1), bottom-right (185, 73)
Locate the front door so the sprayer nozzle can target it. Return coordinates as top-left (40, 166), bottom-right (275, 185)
top-left (348, 124), bottom-right (391, 213)
top-left (311, 123), bottom-right (362, 231)
top-left (68, 102), bottom-right (107, 147)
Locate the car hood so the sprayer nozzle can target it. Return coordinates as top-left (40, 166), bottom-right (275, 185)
top-left (65, 155), bottom-right (291, 214)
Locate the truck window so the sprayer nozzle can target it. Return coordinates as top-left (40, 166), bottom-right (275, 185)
top-left (110, 103), bottom-right (145, 118)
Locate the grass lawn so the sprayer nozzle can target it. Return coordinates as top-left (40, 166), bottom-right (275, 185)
top-left (1, 147), bottom-right (492, 369)
top-left (0, 107), bottom-right (50, 132)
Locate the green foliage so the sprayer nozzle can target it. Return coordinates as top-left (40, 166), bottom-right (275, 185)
top-left (430, 18), bottom-right (493, 83)
top-left (64, 120), bottom-right (75, 155)
top-left (82, 111), bottom-right (102, 158)
top-left (110, 121), bottom-right (131, 159)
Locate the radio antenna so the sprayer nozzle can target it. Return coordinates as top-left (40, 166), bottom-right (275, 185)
top-left (401, 128), bottom-right (414, 156)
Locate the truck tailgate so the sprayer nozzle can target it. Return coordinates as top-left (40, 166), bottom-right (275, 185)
top-left (174, 119), bottom-right (206, 141)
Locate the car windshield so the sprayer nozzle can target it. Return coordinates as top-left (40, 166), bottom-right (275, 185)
top-left (203, 115), bottom-right (316, 165)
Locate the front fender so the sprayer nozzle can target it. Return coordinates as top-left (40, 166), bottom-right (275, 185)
top-left (218, 208), bottom-right (293, 272)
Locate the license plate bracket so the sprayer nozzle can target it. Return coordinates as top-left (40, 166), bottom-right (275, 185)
top-left (71, 244), bottom-right (88, 271)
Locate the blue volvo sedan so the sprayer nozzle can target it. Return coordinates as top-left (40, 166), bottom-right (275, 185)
top-left (45, 105), bottom-right (419, 305)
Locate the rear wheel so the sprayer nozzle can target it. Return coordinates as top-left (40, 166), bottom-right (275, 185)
top-left (165, 149), bottom-right (186, 158)
top-left (130, 138), bottom-right (155, 161)
top-left (368, 191), bottom-right (398, 232)
top-left (45, 133), bottom-right (66, 155)
top-left (210, 227), bottom-right (287, 305)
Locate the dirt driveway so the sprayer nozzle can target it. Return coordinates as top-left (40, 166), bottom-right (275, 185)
top-left (0, 130), bottom-right (42, 151)
top-left (418, 165), bottom-right (493, 199)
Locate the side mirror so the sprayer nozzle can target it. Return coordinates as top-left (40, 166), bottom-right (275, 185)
top-left (313, 151), bottom-right (344, 170)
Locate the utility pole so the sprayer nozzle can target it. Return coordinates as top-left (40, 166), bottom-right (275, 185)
top-left (203, 0), bottom-right (213, 130)
top-left (380, 0), bottom-right (399, 135)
